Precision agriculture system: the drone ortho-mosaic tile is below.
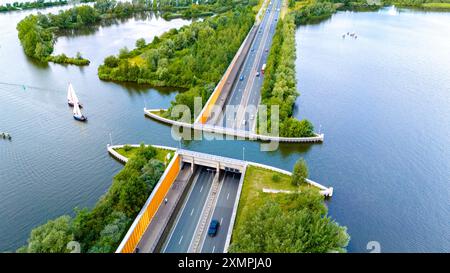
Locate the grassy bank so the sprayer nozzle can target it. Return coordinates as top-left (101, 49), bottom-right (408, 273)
top-left (114, 145), bottom-right (172, 163)
top-left (230, 164), bottom-right (349, 252)
top-left (18, 144), bottom-right (170, 253)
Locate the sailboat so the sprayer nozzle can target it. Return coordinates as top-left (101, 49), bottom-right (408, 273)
top-left (67, 83), bottom-right (83, 108)
top-left (73, 101), bottom-right (87, 122)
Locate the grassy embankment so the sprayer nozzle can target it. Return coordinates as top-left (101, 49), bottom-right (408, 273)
top-left (233, 166), bottom-right (314, 229)
top-left (230, 164), bottom-right (349, 253)
top-left (114, 145), bottom-right (172, 163)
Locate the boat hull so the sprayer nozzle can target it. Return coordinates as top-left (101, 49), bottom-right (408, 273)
top-left (73, 115), bottom-right (87, 122)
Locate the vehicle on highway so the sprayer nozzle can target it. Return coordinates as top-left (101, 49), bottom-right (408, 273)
top-left (265, 48), bottom-right (268, 52)
top-left (240, 75), bottom-right (245, 81)
top-left (208, 220), bottom-right (220, 237)
top-left (261, 63), bottom-right (266, 74)
top-left (250, 114), bottom-right (254, 120)
top-left (242, 119), bottom-right (247, 126)
top-left (256, 71), bottom-right (260, 77)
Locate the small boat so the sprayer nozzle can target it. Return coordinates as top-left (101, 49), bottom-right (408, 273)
top-left (67, 83), bottom-right (83, 108)
top-left (73, 101), bottom-right (87, 122)
top-left (1, 132), bottom-right (11, 140)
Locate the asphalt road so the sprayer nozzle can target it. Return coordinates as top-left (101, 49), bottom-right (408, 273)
top-left (162, 166), bottom-right (215, 253)
top-left (200, 171), bottom-right (241, 253)
top-left (219, 0), bottom-right (282, 131)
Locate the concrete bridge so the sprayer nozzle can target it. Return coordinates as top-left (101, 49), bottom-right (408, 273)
top-left (108, 144), bottom-right (333, 254)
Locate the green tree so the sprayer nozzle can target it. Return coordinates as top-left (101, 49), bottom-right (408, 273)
top-left (21, 215), bottom-right (74, 253)
top-left (229, 194), bottom-right (349, 253)
top-left (103, 55), bottom-right (120, 68)
top-left (291, 158), bottom-right (308, 186)
top-left (135, 38), bottom-right (146, 49)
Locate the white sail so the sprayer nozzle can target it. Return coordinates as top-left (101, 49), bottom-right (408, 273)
top-left (67, 83), bottom-right (74, 103)
top-left (72, 88), bottom-right (80, 105)
top-left (73, 102), bottom-right (82, 117)
top-left (67, 83), bottom-right (80, 105)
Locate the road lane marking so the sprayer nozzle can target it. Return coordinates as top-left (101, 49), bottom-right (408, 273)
top-left (227, 192), bottom-right (230, 200)
top-left (200, 185), bottom-right (203, 192)
top-left (212, 245), bottom-right (216, 253)
top-left (179, 235), bottom-right (183, 245)
top-left (220, 217), bottom-right (223, 225)
top-left (190, 208), bottom-right (194, 216)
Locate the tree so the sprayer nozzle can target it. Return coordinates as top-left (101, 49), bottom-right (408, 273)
top-left (88, 211), bottom-right (130, 253)
top-left (135, 38), bottom-right (146, 49)
top-left (103, 55), bottom-right (120, 68)
top-left (229, 195), bottom-right (349, 253)
top-left (291, 158), bottom-right (308, 186)
top-left (118, 46), bottom-right (130, 59)
top-left (141, 159), bottom-right (165, 189)
top-left (21, 215), bottom-right (74, 253)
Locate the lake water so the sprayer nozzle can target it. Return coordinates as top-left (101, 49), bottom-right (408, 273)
top-left (0, 6), bottom-right (449, 252)
top-left (294, 7), bottom-right (450, 252)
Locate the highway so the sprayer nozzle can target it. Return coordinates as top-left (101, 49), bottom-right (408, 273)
top-left (218, 0), bottom-right (282, 132)
top-left (201, 171), bottom-right (241, 253)
top-left (161, 166), bottom-right (215, 253)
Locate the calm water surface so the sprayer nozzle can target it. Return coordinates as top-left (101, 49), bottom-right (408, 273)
top-left (0, 6), bottom-right (449, 252)
top-left (294, 7), bottom-right (450, 252)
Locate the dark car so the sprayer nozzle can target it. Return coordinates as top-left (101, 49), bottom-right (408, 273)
top-left (240, 75), bottom-right (245, 81)
top-left (208, 220), bottom-right (220, 237)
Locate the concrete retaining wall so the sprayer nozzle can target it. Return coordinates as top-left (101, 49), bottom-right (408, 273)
top-left (145, 109), bottom-right (324, 143)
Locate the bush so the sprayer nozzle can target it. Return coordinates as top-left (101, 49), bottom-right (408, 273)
top-left (20, 216), bottom-right (74, 253)
top-left (272, 174), bottom-right (280, 182)
top-left (291, 158), bottom-right (308, 186)
top-left (123, 144), bottom-right (132, 152)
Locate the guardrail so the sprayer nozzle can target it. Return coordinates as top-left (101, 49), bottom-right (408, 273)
top-left (145, 109), bottom-right (324, 143)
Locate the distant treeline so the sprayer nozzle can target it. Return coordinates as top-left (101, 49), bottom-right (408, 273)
top-left (290, 0), bottom-right (450, 26)
top-left (16, 0), bottom-right (242, 65)
top-left (0, 0), bottom-right (94, 13)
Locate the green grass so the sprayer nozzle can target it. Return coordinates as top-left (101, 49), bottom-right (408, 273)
top-left (233, 165), bottom-right (316, 236)
top-left (114, 146), bottom-right (173, 163)
top-left (422, 3), bottom-right (450, 9)
top-left (149, 109), bottom-right (168, 118)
